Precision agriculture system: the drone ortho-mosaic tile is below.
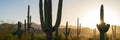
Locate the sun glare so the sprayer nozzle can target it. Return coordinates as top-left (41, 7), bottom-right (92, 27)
top-left (80, 6), bottom-right (119, 29)
top-left (81, 8), bottom-right (100, 29)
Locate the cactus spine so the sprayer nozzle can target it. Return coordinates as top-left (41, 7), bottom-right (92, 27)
top-left (77, 18), bottom-right (81, 40)
top-left (64, 21), bottom-right (70, 40)
top-left (96, 4), bottom-right (110, 40)
top-left (112, 25), bottom-right (116, 40)
top-left (39, 0), bottom-right (63, 40)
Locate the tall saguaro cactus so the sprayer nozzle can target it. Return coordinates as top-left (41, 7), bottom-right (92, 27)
top-left (77, 18), bottom-right (81, 40)
top-left (39, 0), bottom-right (63, 40)
top-left (63, 21), bottom-right (70, 40)
top-left (112, 25), bottom-right (116, 40)
top-left (27, 5), bottom-right (30, 31)
top-left (26, 5), bottom-right (35, 40)
top-left (93, 28), bottom-right (96, 40)
top-left (96, 5), bottom-right (110, 40)
top-left (24, 19), bottom-right (26, 32)
top-left (18, 21), bottom-right (22, 40)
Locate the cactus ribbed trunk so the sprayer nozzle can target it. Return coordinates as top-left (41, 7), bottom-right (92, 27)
top-left (55, 28), bottom-right (59, 40)
top-left (18, 21), bottom-right (22, 40)
top-left (100, 32), bottom-right (105, 40)
top-left (46, 31), bottom-right (52, 40)
top-left (65, 35), bottom-right (68, 40)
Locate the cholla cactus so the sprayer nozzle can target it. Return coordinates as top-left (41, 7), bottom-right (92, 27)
top-left (63, 21), bottom-right (70, 40)
top-left (96, 4), bottom-right (110, 40)
top-left (39, 0), bottom-right (63, 40)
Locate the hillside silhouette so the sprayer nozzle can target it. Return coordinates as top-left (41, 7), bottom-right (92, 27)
top-left (0, 23), bottom-right (120, 40)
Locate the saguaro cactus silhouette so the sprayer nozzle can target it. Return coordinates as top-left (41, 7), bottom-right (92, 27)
top-left (24, 19), bottom-right (26, 32)
top-left (39, 0), bottom-right (63, 40)
top-left (112, 25), bottom-right (116, 40)
top-left (27, 5), bottom-right (30, 31)
top-left (77, 18), bottom-right (81, 40)
top-left (96, 5), bottom-right (110, 40)
top-left (26, 5), bottom-right (35, 40)
top-left (18, 21), bottom-right (22, 40)
top-left (63, 21), bottom-right (70, 40)
top-left (93, 28), bottom-right (96, 40)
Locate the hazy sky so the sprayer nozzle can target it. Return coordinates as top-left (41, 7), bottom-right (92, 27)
top-left (0, 0), bottom-right (120, 29)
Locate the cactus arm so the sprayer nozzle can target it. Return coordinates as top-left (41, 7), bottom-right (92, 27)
top-left (53, 0), bottom-right (63, 30)
top-left (104, 24), bottom-right (110, 32)
top-left (47, 0), bottom-right (52, 28)
top-left (39, 0), bottom-right (46, 32)
top-left (44, 0), bottom-right (49, 27)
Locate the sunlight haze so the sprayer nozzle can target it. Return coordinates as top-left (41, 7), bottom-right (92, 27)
top-left (0, 0), bottom-right (120, 29)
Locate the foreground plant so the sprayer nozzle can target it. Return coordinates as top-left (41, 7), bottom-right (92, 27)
top-left (39, 0), bottom-right (63, 40)
top-left (96, 4), bottom-right (110, 40)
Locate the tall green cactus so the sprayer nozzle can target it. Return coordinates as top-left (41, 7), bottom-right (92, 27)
top-left (27, 5), bottom-right (30, 31)
top-left (77, 18), bottom-right (81, 40)
top-left (39, 0), bottom-right (63, 40)
top-left (96, 4), bottom-right (110, 40)
top-left (24, 19), bottom-right (26, 32)
top-left (63, 21), bottom-right (70, 40)
top-left (112, 25), bottom-right (116, 40)
top-left (18, 21), bottom-right (22, 40)
top-left (93, 28), bottom-right (96, 40)
top-left (26, 5), bottom-right (35, 40)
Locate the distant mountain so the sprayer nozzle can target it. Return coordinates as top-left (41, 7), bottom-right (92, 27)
top-left (31, 22), bottom-right (41, 30)
top-left (58, 25), bottom-right (120, 38)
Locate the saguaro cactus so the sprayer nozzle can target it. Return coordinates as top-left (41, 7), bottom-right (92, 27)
top-left (18, 21), bottom-right (22, 40)
top-left (63, 21), bottom-right (70, 40)
top-left (27, 5), bottom-right (30, 31)
top-left (39, 0), bottom-right (63, 40)
top-left (77, 18), bottom-right (81, 40)
top-left (26, 5), bottom-right (35, 40)
top-left (93, 28), bottom-right (96, 40)
top-left (112, 25), bottom-right (116, 40)
top-left (24, 19), bottom-right (26, 32)
top-left (96, 5), bottom-right (110, 40)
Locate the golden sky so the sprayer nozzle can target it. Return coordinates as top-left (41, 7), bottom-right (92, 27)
top-left (0, 0), bottom-right (120, 29)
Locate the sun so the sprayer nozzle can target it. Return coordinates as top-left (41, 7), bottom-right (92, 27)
top-left (80, 5), bottom-right (119, 29)
top-left (81, 11), bottom-right (99, 29)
